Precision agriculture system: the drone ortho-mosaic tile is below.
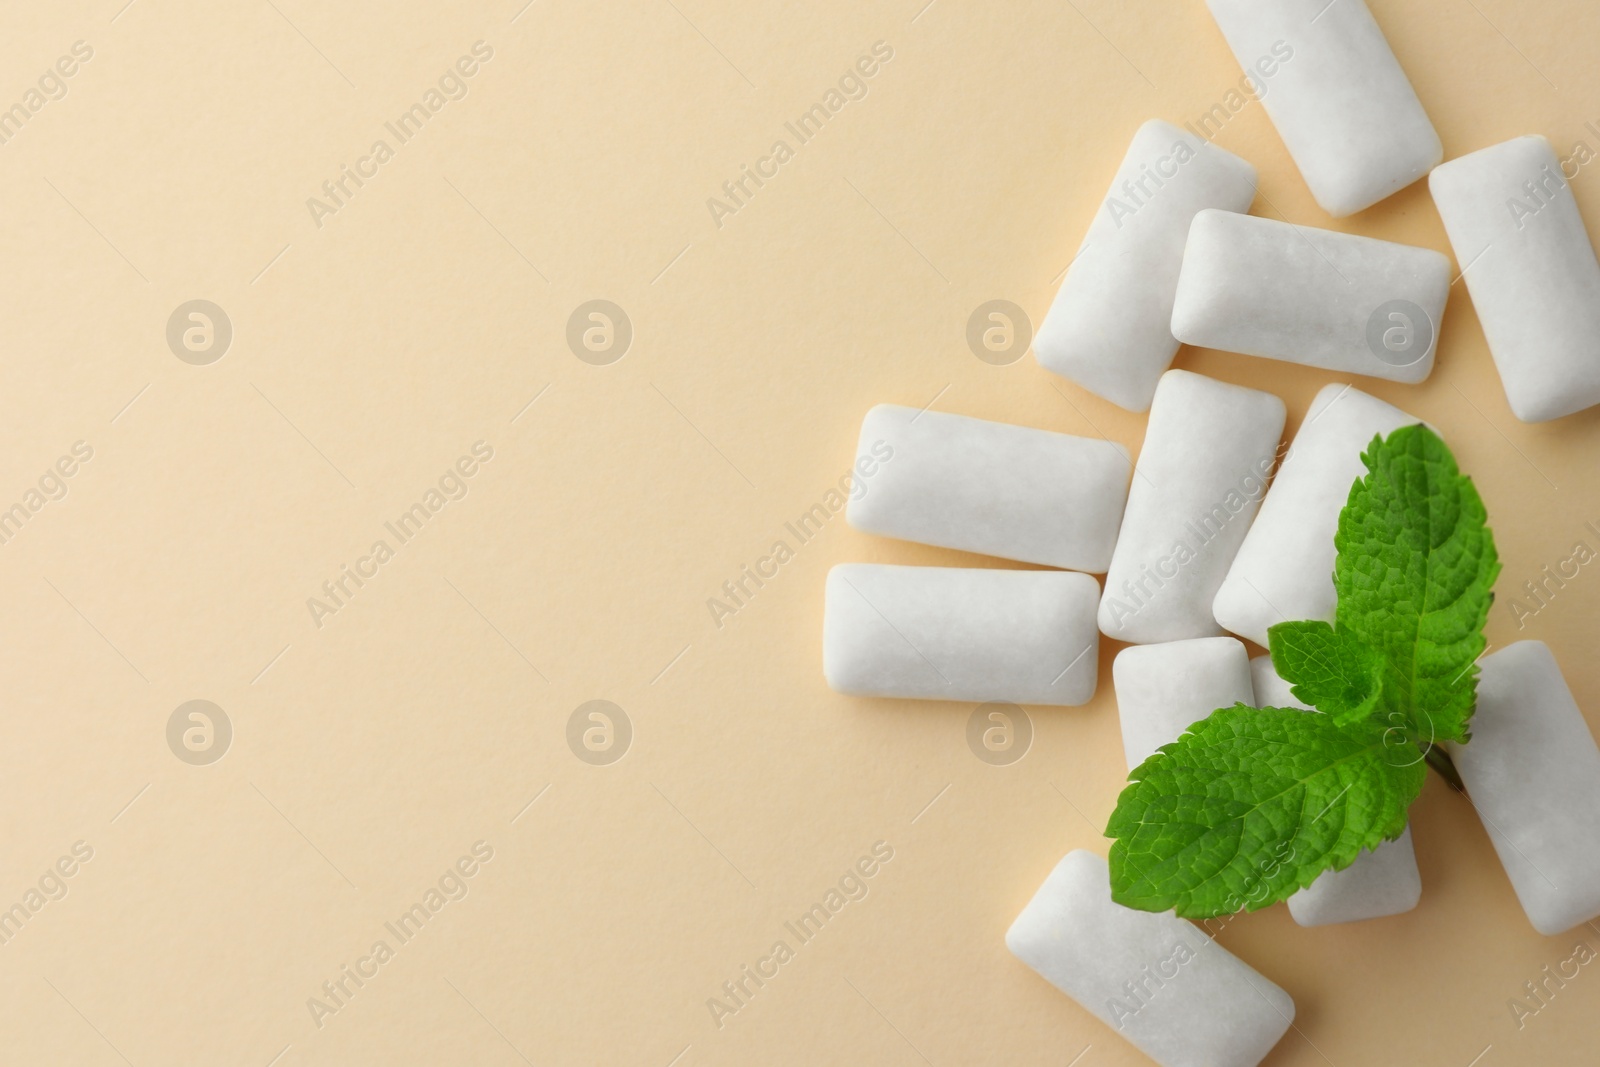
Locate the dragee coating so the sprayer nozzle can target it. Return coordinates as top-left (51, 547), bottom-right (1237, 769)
top-left (1213, 383), bottom-right (1418, 646)
top-left (1171, 210), bottom-right (1450, 384)
top-left (1035, 120), bottom-right (1257, 412)
top-left (1099, 370), bottom-right (1285, 644)
top-left (846, 404), bottom-right (1130, 571)
top-left (1007, 850), bottom-right (1295, 1067)
top-left (1205, 0), bottom-right (1441, 216)
top-left (1250, 656), bottom-right (1423, 926)
top-left (823, 564), bottom-right (1099, 705)
top-left (1430, 136), bottom-right (1600, 422)
top-left (1448, 642), bottom-right (1600, 935)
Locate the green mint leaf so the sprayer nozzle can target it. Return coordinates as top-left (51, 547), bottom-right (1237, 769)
top-left (1106, 705), bottom-right (1425, 918)
top-left (1266, 619), bottom-right (1384, 726)
top-left (1335, 425), bottom-right (1500, 745)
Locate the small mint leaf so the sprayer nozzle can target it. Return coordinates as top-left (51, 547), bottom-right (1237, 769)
top-left (1106, 704), bottom-right (1425, 918)
top-left (1267, 620), bottom-right (1384, 726)
top-left (1335, 426), bottom-right (1500, 745)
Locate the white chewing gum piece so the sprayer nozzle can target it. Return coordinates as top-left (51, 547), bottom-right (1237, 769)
top-left (846, 404), bottom-right (1130, 572)
top-left (1007, 850), bottom-right (1295, 1067)
top-left (1430, 135), bottom-right (1600, 422)
top-left (1205, 0), bottom-right (1441, 216)
top-left (1448, 642), bottom-right (1600, 935)
top-left (823, 564), bottom-right (1099, 706)
top-left (1171, 209), bottom-right (1450, 384)
top-left (1035, 119), bottom-right (1257, 412)
top-left (1099, 370), bottom-right (1286, 644)
top-left (1115, 637), bottom-right (1253, 769)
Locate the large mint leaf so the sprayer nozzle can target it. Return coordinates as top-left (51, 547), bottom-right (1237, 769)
top-left (1335, 426), bottom-right (1499, 744)
top-left (1106, 705), bottom-right (1426, 918)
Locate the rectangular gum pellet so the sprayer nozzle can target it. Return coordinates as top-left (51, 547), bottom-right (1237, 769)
top-left (1250, 656), bottom-right (1422, 925)
top-left (1099, 370), bottom-right (1286, 644)
top-left (822, 564), bottom-right (1099, 705)
top-left (1035, 119), bottom-right (1257, 412)
top-left (1171, 210), bottom-right (1450, 384)
top-left (1114, 637), bottom-right (1253, 769)
top-left (1007, 850), bottom-right (1295, 1067)
top-left (1205, 0), bottom-right (1441, 216)
top-left (1447, 642), bottom-right (1600, 935)
top-left (1213, 383), bottom-right (1418, 646)
top-left (845, 404), bottom-right (1131, 572)
top-left (1429, 136), bottom-right (1600, 422)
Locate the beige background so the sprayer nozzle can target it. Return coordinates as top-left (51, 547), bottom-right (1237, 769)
top-left (1, 0), bottom-right (1598, 1063)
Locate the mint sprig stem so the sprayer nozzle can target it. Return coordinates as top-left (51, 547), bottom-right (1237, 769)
top-left (1425, 745), bottom-right (1466, 794)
